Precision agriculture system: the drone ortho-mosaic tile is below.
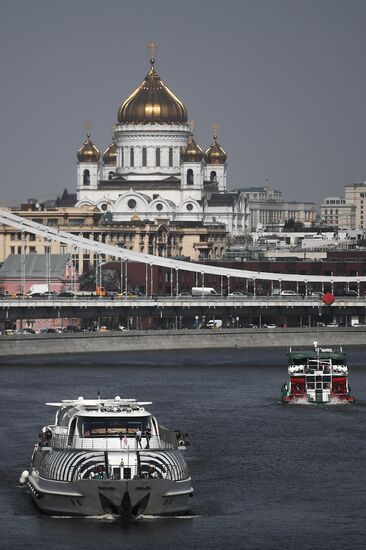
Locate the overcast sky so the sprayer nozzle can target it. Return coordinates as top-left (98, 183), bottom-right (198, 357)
top-left (1, 0), bottom-right (366, 206)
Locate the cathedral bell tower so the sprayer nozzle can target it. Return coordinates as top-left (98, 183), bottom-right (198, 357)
top-left (204, 125), bottom-right (227, 192)
top-left (180, 123), bottom-right (204, 202)
top-left (76, 127), bottom-right (100, 200)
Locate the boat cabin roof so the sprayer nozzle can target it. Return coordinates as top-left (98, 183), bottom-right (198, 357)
top-left (45, 398), bottom-right (153, 427)
top-left (288, 350), bottom-right (346, 361)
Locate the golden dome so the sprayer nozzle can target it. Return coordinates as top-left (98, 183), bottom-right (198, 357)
top-left (181, 135), bottom-right (204, 162)
top-left (131, 213), bottom-right (141, 222)
top-left (102, 136), bottom-right (117, 165)
top-left (204, 133), bottom-right (227, 165)
top-left (118, 61), bottom-right (188, 125)
top-left (77, 133), bottom-right (100, 163)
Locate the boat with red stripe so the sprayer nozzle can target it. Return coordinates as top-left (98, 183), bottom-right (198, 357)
top-left (281, 341), bottom-right (355, 404)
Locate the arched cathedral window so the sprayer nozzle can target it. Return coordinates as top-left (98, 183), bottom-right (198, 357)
top-left (130, 148), bottom-right (134, 167)
top-left (156, 147), bottom-right (161, 167)
top-left (121, 147), bottom-right (124, 167)
top-left (168, 147), bottom-right (173, 167)
top-left (142, 147), bottom-right (147, 167)
top-left (83, 169), bottom-right (90, 185)
top-left (210, 170), bottom-right (217, 183)
top-left (187, 169), bottom-right (194, 185)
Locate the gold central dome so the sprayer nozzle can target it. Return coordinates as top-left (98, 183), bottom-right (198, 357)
top-left (118, 62), bottom-right (188, 125)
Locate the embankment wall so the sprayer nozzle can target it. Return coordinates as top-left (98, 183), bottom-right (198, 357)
top-left (0, 328), bottom-right (365, 356)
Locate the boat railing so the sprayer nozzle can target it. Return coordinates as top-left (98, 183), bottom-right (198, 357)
top-left (40, 457), bottom-right (189, 482)
top-left (49, 433), bottom-right (177, 451)
top-left (159, 425), bottom-right (179, 449)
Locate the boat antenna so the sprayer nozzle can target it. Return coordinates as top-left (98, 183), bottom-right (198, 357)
top-left (97, 391), bottom-right (101, 400)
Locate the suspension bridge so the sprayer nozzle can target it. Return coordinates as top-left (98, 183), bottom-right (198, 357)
top-left (0, 209), bottom-right (365, 330)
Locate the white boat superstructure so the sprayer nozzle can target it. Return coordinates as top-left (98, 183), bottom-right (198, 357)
top-left (281, 342), bottom-right (355, 404)
top-left (21, 396), bottom-right (193, 517)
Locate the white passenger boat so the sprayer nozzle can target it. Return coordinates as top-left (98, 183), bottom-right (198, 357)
top-left (281, 341), bottom-right (355, 404)
top-left (20, 396), bottom-right (193, 517)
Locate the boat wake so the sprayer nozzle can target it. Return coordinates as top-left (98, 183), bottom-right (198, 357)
top-left (140, 514), bottom-right (201, 520)
top-left (48, 513), bottom-right (200, 521)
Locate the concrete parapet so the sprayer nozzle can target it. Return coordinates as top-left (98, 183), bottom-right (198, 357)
top-left (0, 327), bottom-right (365, 356)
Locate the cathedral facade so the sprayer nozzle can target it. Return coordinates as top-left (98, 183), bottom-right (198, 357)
top-left (76, 53), bottom-right (247, 237)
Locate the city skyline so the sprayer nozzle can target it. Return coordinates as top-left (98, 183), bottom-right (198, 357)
top-left (1, 0), bottom-right (366, 205)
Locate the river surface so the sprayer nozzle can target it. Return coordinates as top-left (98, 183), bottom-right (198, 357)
top-left (1, 347), bottom-right (366, 550)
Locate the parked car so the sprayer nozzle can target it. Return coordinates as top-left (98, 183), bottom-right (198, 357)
top-left (63, 325), bottom-right (81, 332)
top-left (206, 320), bottom-right (223, 329)
top-left (344, 289), bottom-right (358, 296)
top-left (117, 291), bottom-right (139, 298)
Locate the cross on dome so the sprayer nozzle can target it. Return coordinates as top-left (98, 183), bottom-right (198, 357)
top-left (188, 120), bottom-right (196, 135)
top-left (147, 40), bottom-right (158, 66)
top-left (212, 123), bottom-right (220, 140)
top-left (84, 121), bottom-right (92, 136)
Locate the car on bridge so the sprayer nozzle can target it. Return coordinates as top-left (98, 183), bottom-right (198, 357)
top-left (228, 291), bottom-right (252, 297)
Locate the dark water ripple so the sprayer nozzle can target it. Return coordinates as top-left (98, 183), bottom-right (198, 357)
top-left (1, 346), bottom-right (366, 550)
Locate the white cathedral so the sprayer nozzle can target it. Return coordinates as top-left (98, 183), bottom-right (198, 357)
top-left (76, 49), bottom-right (247, 235)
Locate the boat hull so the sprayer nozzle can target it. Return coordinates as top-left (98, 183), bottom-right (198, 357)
top-left (27, 471), bottom-right (193, 517)
top-left (281, 393), bottom-right (355, 404)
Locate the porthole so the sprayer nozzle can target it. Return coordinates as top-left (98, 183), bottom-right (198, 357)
top-left (186, 203), bottom-right (193, 211)
top-left (100, 203), bottom-right (108, 211)
top-left (128, 199), bottom-right (137, 209)
top-left (156, 203), bottom-right (163, 211)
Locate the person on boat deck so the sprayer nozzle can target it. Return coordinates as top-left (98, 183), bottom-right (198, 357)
top-left (95, 466), bottom-right (107, 479)
top-left (148, 465), bottom-right (159, 479)
top-left (144, 426), bottom-right (152, 448)
top-left (136, 428), bottom-right (142, 448)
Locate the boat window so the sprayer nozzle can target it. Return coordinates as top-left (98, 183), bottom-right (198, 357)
top-left (78, 416), bottom-right (150, 437)
top-left (68, 418), bottom-right (77, 445)
top-left (56, 406), bottom-right (76, 427)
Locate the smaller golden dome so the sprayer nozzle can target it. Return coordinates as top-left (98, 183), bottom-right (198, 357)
top-left (204, 133), bottom-right (227, 165)
top-left (77, 133), bottom-right (100, 163)
top-left (181, 135), bottom-right (204, 162)
top-left (102, 136), bottom-right (117, 165)
top-left (131, 213), bottom-right (141, 222)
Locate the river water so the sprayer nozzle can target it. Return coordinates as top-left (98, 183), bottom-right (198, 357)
top-left (1, 347), bottom-right (366, 550)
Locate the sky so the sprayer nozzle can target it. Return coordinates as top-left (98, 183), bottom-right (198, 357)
top-left (1, 0), bottom-right (366, 206)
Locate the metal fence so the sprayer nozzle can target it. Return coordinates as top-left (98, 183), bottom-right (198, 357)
top-left (50, 429), bottom-right (177, 451)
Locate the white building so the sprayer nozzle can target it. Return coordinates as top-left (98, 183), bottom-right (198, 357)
top-left (320, 196), bottom-right (355, 229)
top-left (76, 54), bottom-right (247, 236)
top-left (240, 186), bottom-right (317, 232)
